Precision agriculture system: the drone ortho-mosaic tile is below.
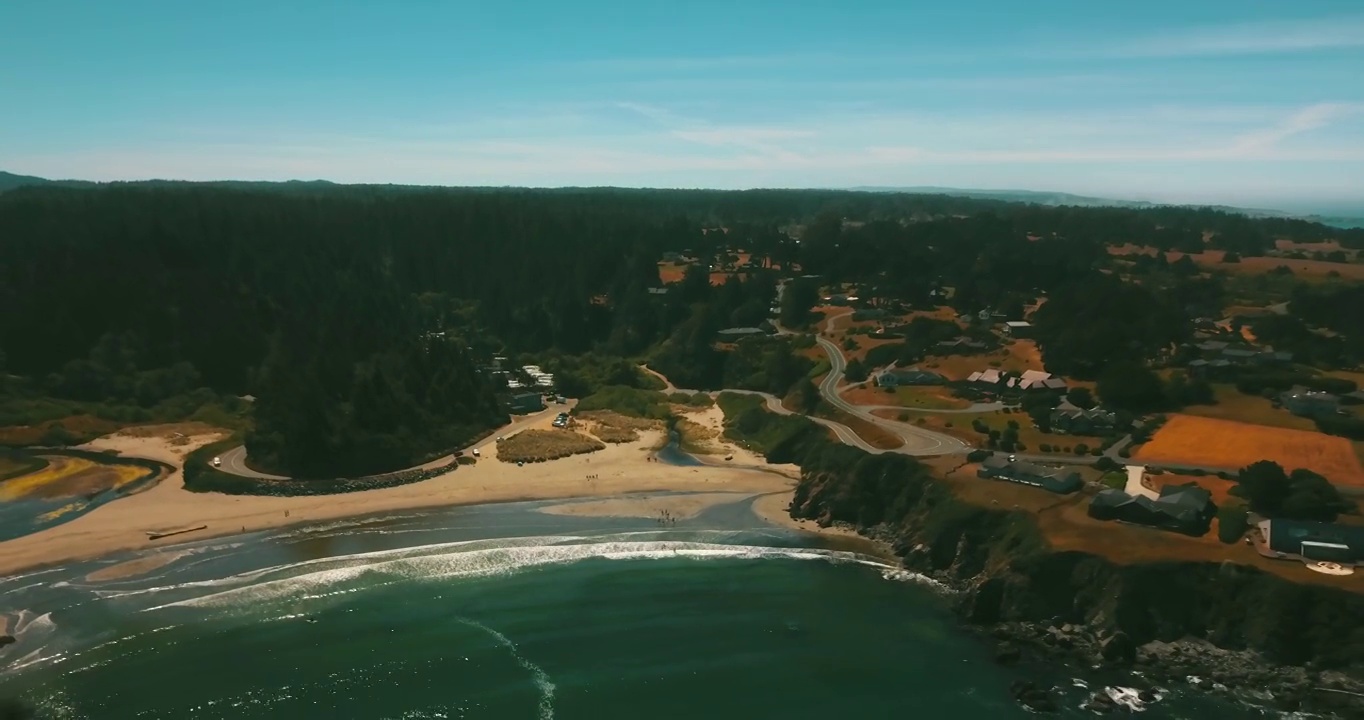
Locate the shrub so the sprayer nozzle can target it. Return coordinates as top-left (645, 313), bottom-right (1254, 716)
top-left (1118, 447), bottom-right (1131, 458)
top-left (1094, 456), bottom-right (1119, 472)
top-left (1039, 443), bottom-right (1052, 453)
top-left (897, 411), bottom-right (910, 422)
top-left (1074, 443), bottom-right (1089, 455)
top-left (1217, 503), bottom-right (1250, 544)
top-left (966, 449), bottom-right (991, 462)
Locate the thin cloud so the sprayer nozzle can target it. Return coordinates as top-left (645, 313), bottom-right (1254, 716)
top-left (1102, 15), bottom-right (1364, 58)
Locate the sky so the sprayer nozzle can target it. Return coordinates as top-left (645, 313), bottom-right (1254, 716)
top-left (2, 1), bottom-right (1363, 211)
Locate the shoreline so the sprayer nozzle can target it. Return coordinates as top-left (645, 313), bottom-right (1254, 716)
top-left (0, 413), bottom-right (832, 579)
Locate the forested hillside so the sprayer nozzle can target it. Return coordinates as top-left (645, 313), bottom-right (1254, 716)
top-left (2, 184), bottom-right (1360, 476)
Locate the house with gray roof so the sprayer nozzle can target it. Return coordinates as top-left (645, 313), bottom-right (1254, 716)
top-left (1089, 483), bottom-right (1215, 535)
top-left (1257, 519), bottom-right (1364, 564)
top-left (977, 456), bottom-right (1082, 494)
top-left (1050, 403), bottom-right (1120, 435)
top-left (875, 367), bottom-right (945, 388)
top-left (1279, 388), bottom-right (1341, 418)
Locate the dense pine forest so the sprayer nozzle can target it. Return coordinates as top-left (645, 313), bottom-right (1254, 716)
top-left (1, 183), bottom-right (1361, 476)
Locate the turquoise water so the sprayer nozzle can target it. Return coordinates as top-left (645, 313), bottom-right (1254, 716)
top-left (0, 497), bottom-right (1282, 718)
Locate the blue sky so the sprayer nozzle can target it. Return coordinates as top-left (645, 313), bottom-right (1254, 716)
top-left (2, 1), bottom-right (1362, 209)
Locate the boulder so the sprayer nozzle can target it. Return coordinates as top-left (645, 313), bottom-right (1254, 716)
top-left (0, 635), bottom-right (15, 647)
top-left (994, 642), bottom-right (1022, 666)
top-left (1010, 680), bottom-right (1059, 713)
top-left (1101, 632), bottom-right (1137, 665)
top-left (1083, 691), bottom-right (1116, 714)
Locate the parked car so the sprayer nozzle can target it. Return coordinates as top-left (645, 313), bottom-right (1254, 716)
top-left (212, 456), bottom-right (221, 468)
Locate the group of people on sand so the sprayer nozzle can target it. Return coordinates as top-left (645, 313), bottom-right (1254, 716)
top-left (657, 509), bottom-right (677, 526)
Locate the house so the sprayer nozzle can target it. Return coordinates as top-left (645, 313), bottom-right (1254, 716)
top-left (716, 326), bottom-right (771, 340)
top-left (507, 392), bottom-right (545, 414)
top-left (1279, 388), bottom-right (1341, 418)
top-left (1050, 404), bottom-right (1119, 435)
top-left (935, 337), bottom-right (990, 354)
top-left (1088, 483), bottom-right (1215, 535)
top-left (1258, 519), bottom-right (1364, 564)
top-left (1002, 321), bottom-right (1034, 337)
top-left (1196, 340), bottom-right (1229, 356)
top-left (977, 456), bottom-right (1082, 494)
top-left (967, 368), bottom-right (1004, 385)
top-left (875, 367), bottom-right (945, 388)
top-left (1010, 369), bottom-right (1064, 391)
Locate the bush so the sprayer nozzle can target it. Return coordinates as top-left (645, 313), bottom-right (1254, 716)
top-left (1039, 443), bottom-right (1052, 453)
top-left (1118, 447), bottom-right (1132, 458)
top-left (897, 411), bottom-right (910, 422)
top-left (966, 449), bottom-right (992, 462)
top-left (575, 386), bottom-right (670, 419)
top-left (1073, 443), bottom-right (1089, 455)
top-left (1217, 503), bottom-right (1250, 544)
top-left (1094, 456), bottom-right (1119, 472)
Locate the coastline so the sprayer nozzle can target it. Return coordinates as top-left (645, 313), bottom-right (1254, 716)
top-left (0, 412), bottom-right (825, 578)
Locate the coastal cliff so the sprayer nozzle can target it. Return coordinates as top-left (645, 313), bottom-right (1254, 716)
top-left (786, 451), bottom-right (1364, 715)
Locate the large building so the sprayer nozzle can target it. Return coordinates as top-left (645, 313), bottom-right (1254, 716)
top-left (507, 392), bottom-right (545, 414)
top-left (1089, 483), bottom-right (1216, 535)
top-left (977, 456), bottom-right (1082, 494)
top-left (1278, 388), bottom-right (1341, 418)
top-left (1258, 519), bottom-right (1364, 564)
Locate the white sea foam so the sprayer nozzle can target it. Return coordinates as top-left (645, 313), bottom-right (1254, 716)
top-left (141, 536), bottom-right (917, 614)
top-left (455, 617), bottom-right (555, 720)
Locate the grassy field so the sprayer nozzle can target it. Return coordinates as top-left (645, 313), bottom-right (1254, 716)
top-left (924, 456), bottom-right (1360, 589)
top-left (578, 411), bottom-right (663, 445)
top-left (814, 403), bottom-right (904, 450)
top-left (1181, 384), bottom-right (1318, 431)
top-left (1135, 414), bottom-right (1364, 487)
top-left (497, 429), bottom-right (605, 463)
top-left (921, 339), bottom-right (1045, 381)
top-left (842, 384), bottom-right (970, 410)
top-left (912, 410), bottom-right (1103, 454)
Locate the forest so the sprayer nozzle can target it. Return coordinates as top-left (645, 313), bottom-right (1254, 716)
top-left (1, 183), bottom-right (1360, 476)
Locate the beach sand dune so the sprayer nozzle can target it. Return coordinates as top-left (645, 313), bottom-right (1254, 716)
top-left (0, 410), bottom-right (808, 577)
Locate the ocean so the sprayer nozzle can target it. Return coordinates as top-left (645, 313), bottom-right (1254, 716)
top-left (0, 496), bottom-right (1287, 719)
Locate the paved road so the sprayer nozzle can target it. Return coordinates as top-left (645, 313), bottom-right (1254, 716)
top-left (215, 402), bottom-right (572, 481)
top-left (854, 402), bottom-right (1006, 414)
top-left (814, 334), bottom-right (972, 455)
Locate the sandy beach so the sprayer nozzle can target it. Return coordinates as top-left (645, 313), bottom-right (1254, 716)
top-left (0, 410), bottom-right (813, 578)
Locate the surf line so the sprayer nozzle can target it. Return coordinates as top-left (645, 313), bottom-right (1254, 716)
top-left (453, 616), bottom-right (556, 720)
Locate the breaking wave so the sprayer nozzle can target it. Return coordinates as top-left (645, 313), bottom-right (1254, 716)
top-left (127, 532), bottom-right (922, 613)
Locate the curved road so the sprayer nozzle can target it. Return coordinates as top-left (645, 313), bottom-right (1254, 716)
top-left (814, 334), bottom-right (972, 455)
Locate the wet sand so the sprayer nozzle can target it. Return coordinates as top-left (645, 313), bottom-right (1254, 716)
top-left (0, 409), bottom-right (815, 577)
top-left (538, 492), bottom-right (758, 520)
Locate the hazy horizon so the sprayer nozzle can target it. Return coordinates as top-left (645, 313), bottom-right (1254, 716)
top-left (3, 1), bottom-right (1362, 210)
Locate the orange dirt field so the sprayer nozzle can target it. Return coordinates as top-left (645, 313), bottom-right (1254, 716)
top-left (1108, 245), bottom-right (1364, 281)
top-left (1134, 414), bottom-right (1364, 487)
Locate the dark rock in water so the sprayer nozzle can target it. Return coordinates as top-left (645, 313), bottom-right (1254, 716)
top-left (994, 642), bottom-right (1022, 666)
top-left (1082, 691), bottom-right (1116, 714)
top-left (1101, 632), bottom-right (1136, 665)
top-left (1010, 680), bottom-right (1059, 713)
top-left (0, 634), bottom-right (15, 647)
top-left (1138, 687), bottom-right (1158, 704)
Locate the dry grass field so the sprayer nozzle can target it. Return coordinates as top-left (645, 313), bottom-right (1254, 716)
top-left (909, 410), bottom-right (1102, 453)
top-left (578, 411), bottom-right (663, 444)
top-left (920, 340), bottom-right (1045, 381)
top-left (1134, 414), bottom-right (1364, 486)
top-left (814, 405), bottom-right (903, 450)
top-left (1109, 244), bottom-right (1364, 281)
top-left (0, 455), bottom-right (152, 502)
top-left (1180, 384), bottom-right (1318, 431)
top-left (843, 384), bottom-right (970, 410)
top-left (925, 457), bottom-right (1360, 589)
top-left (496, 429), bottom-right (605, 463)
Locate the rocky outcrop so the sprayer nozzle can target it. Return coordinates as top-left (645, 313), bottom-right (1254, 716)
top-left (789, 459), bottom-right (1364, 716)
top-left (0, 635), bottom-right (14, 647)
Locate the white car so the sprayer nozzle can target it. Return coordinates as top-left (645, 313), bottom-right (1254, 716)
top-left (212, 456), bottom-right (222, 468)
top-left (472, 448), bottom-right (481, 458)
